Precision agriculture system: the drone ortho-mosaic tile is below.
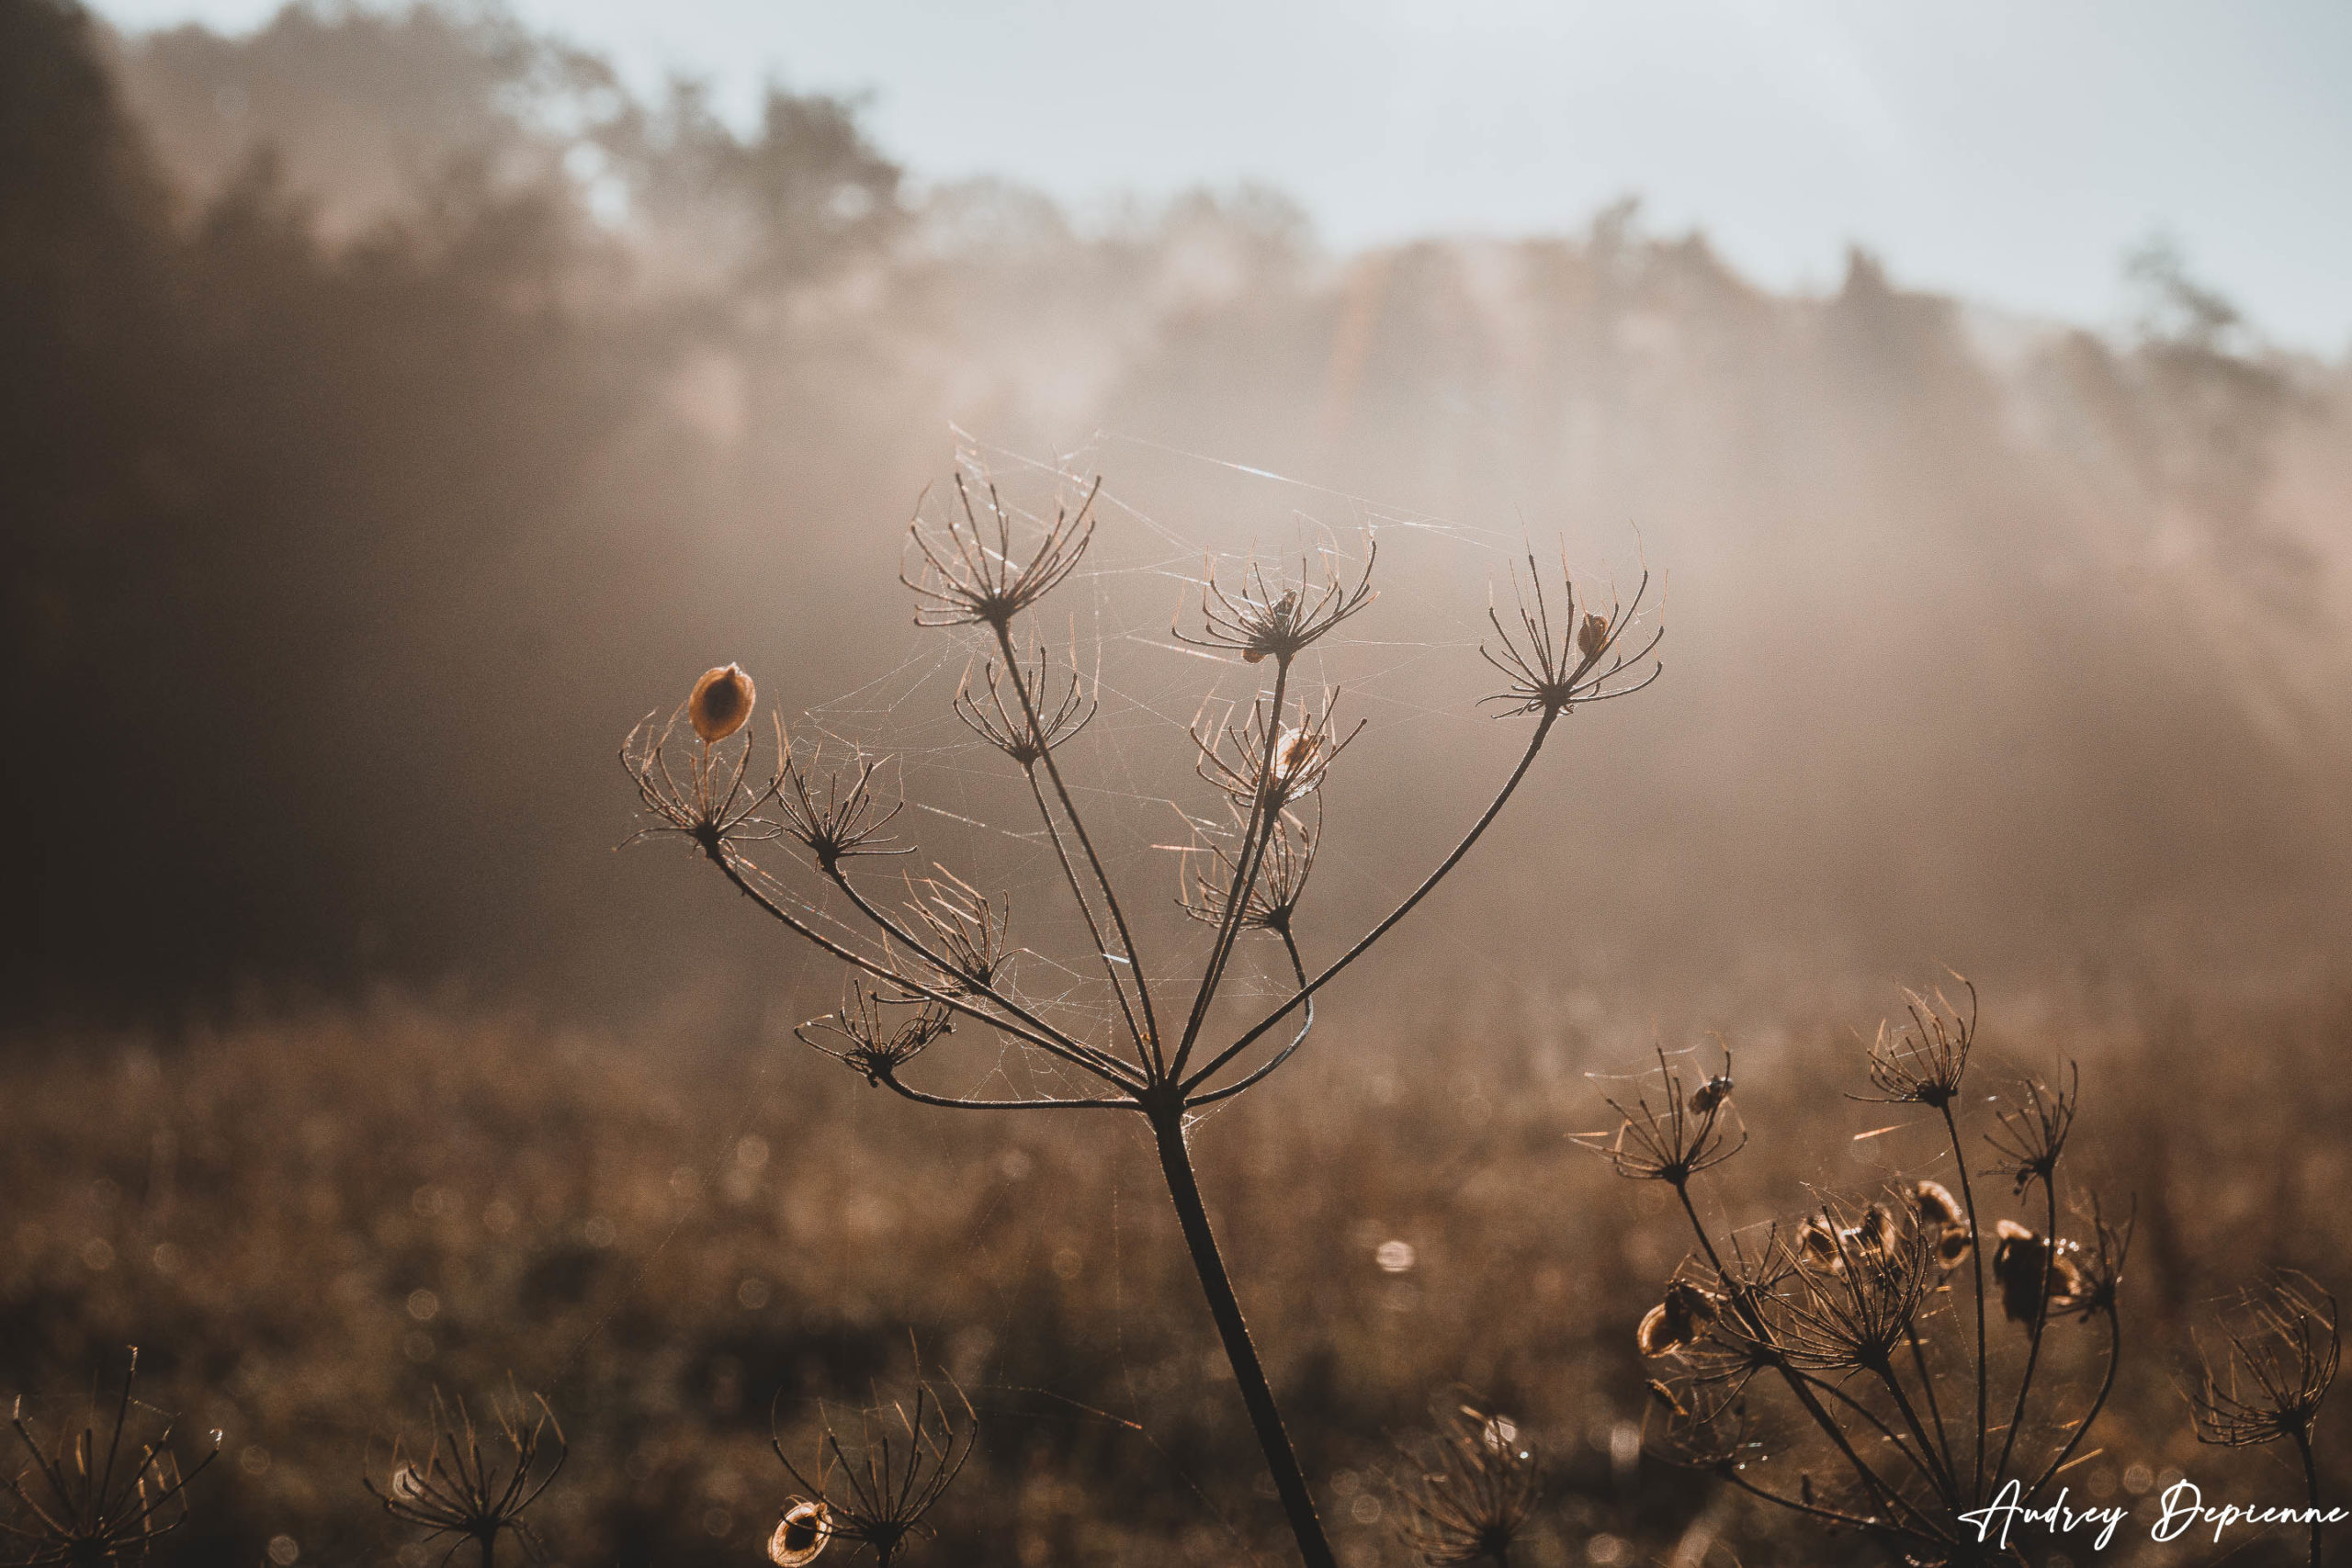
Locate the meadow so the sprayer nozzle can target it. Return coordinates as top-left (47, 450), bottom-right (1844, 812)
top-left (6, 3), bottom-right (2350, 1562)
top-left (8, 983), bottom-right (2349, 1564)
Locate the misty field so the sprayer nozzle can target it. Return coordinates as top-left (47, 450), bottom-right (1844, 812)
top-left (8, 991), bottom-right (2351, 1565)
top-left (7, 1), bottom-right (2352, 1564)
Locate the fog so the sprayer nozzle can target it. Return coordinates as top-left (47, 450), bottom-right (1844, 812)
top-left (6, 0), bottom-right (2348, 1030)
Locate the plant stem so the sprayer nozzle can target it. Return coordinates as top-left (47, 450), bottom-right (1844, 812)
top-left (1939, 1101), bottom-right (1990, 1503)
top-left (2294, 1425), bottom-right (2324, 1568)
top-left (1187, 708), bottom-right (1556, 1094)
top-left (2025, 1301), bottom-right (2120, 1506)
top-left (1150, 1108), bottom-right (1336, 1568)
top-left (1993, 1174), bottom-right (2060, 1487)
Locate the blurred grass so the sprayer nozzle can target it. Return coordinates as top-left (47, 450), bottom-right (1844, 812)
top-left (6, 986), bottom-right (2349, 1565)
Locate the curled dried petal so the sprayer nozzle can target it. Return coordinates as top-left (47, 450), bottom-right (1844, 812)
top-left (769, 1500), bottom-right (830, 1566)
top-left (690, 663), bottom-right (756, 742)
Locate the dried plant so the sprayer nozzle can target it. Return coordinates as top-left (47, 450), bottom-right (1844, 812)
top-left (1478, 547), bottom-right (1662, 717)
top-left (365, 1385), bottom-right (566, 1568)
top-left (954, 638), bottom-right (1097, 766)
top-left (1602, 990), bottom-right (2126, 1565)
top-left (2, 1350), bottom-right (218, 1567)
top-left (900, 475), bottom-right (1097, 629)
top-left (1385, 1401), bottom-right (1542, 1568)
top-left (1860, 981), bottom-right (1975, 1110)
top-left (1192, 691), bottom-right (1363, 811)
top-left (1577, 1045), bottom-right (1745, 1189)
top-left (2184, 1271), bottom-right (2339, 1567)
top-left (1179, 801), bottom-right (1319, 937)
top-left (769, 1380), bottom-right (975, 1567)
top-left (619, 469), bottom-right (1662, 1568)
top-left (797, 979), bottom-right (953, 1088)
top-left (1172, 538), bottom-right (1377, 664)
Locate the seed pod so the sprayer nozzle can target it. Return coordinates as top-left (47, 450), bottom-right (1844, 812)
top-left (1797, 1215), bottom-right (1840, 1272)
top-left (1912, 1179), bottom-right (1964, 1232)
top-left (1911, 1179), bottom-right (1973, 1269)
top-left (1993, 1219), bottom-right (2086, 1324)
top-left (1639, 1280), bottom-right (1718, 1355)
top-left (768, 1499), bottom-right (829, 1566)
top-left (1273, 728), bottom-right (1323, 783)
top-left (689, 663), bottom-right (756, 742)
top-left (1577, 611), bottom-right (1611, 660)
top-left (1849, 1203), bottom-right (1894, 1267)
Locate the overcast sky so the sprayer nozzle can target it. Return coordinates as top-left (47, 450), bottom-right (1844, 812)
top-left (95, 0), bottom-right (2352, 353)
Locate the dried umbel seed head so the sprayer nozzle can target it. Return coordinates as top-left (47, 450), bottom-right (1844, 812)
top-left (1385, 1401), bottom-right (1540, 1568)
top-left (902, 473), bottom-right (1098, 629)
top-left (366, 1385), bottom-right (567, 1562)
top-left (1774, 1203), bottom-right (1937, 1373)
top-left (768, 1499), bottom-right (830, 1566)
top-left (3, 1349), bottom-right (220, 1568)
top-left (2187, 1271), bottom-right (2340, 1448)
top-left (772, 1381), bottom-right (975, 1567)
top-left (1860, 981), bottom-right (1975, 1108)
top-left (2043, 1201), bottom-right (2131, 1321)
top-left (1638, 1280), bottom-right (1720, 1357)
top-left (1174, 543), bottom-right (1376, 666)
top-left (1241, 592), bottom-right (1297, 663)
top-left (1578, 1045), bottom-right (1747, 1187)
top-left (1193, 693), bottom-right (1362, 812)
top-left (1986, 1066), bottom-right (2078, 1195)
top-left (1479, 548), bottom-right (1664, 718)
top-left (797, 983), bottom-right (953, 1088)
top-left (689, 663), bottom-right (756, 742)
top-left (1992, 1219), bottom-right (2086, 1325)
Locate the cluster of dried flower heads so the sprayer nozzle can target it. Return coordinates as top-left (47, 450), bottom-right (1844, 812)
top-left (1590, 984), bottom-right (2136, 1565)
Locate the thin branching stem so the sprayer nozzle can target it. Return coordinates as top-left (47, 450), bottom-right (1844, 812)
top-left (1172, 655), bottom-right (1294, 1079)
top-left (1185, 707), bottom-right (1556, 1096)
top-left (1713, 1463), bottom-right (1894, 1538)
top-left (1020, 764), bottom-right (1156, 1075)
top-left (989, 619), bottom-right (1165, 1070)
top-left (818, 862), bottom-right (1143, 1090)
top-left (709, 844), bottom-right (1140, 1094)
top-left (1860, 1359), bottom-right (1960, 1502)
top-left (1993, 1173), bottom-right (2062, 1487)
top-left (1939, 1101), bottom-right (1992, 1501)
top-left (2293, 1425), bottom-right (2324, 1568)
top-left (1905, 1322), bottom-right (1960, 1495)
top-left (1795, 1371), bottom-right (1949, 1498)
top-left (868, 1075), bottom-right (1140, 1113)
top-left (1183, 928), bottom-right (1317, 1110)
top-left (2026, 1300), bottom-right (2120, 1506)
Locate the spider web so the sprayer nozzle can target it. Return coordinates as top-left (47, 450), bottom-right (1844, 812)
top-left (743, 425), bottom-right (1654, 1111)
top-left (612, 428), bottom-right (1659, 1536)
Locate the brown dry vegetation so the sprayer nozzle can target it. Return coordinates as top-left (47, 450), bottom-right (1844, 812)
top-left (6, 989), bottom-right (2351, 1564)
